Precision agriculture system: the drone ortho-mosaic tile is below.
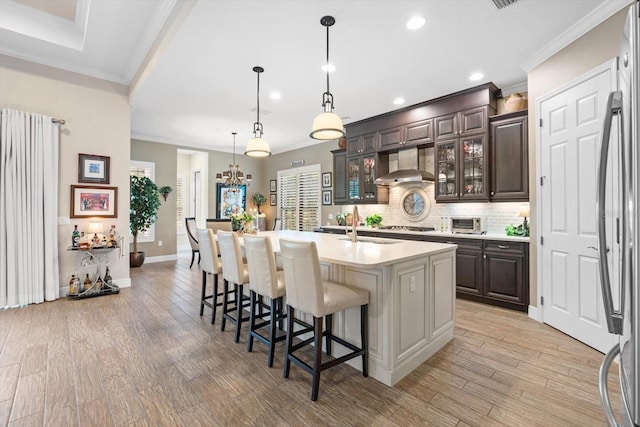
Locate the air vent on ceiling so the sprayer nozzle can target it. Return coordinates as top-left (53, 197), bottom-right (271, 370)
top-left (491, 0), bottom-right (517, 9)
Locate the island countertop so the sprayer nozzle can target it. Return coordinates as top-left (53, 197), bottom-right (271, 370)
top-left (255, 230), bottom-right (457, 268)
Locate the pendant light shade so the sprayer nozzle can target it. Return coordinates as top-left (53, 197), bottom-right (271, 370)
top-left (245, 66), bottom-right (272, 157)
top-left (310, 15), bottom-right (345, 140)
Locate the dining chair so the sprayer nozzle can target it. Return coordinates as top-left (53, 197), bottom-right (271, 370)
top-left (272, 218), bottom-right (281, 231)
top-left (196, 228), bottom-right (224, 324)
top-left (217, 230), bottom-right (251, 343)
top-left (243, 235), bottom-right (286, 367)
top-left (279, 238), bottom-right (369, 401)
top-left (185, 217), bottom-right (200, 268)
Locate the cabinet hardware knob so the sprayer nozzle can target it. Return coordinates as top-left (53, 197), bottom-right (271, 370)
top-left (498, 245), bottom-right (510, 249)
top-left (483, 255), bottom-right (487, 259)
top-left (491, 191), bottom-right (495, 196)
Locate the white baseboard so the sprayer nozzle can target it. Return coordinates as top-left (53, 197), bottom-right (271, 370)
top-left (144, 254), bottom-right (178, 264)
top-left (528, 305), bottom-right (541, 322)
top-left (114, 277), bottom-right (131, 288)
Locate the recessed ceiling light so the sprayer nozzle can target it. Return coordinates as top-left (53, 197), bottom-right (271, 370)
top-left (270, 92), bottom-right (281, 100)
top-left (393, 97), bottom-right (405, 105)
top-left (469, 72), bottom-right (484, 81)
top-left (322, 63), bottom-right (336, 73)
top-left (406, 16), bottom-right (425, 30)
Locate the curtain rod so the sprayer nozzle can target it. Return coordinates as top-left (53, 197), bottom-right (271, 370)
top-left (0, 111), bottom-right (65, 125)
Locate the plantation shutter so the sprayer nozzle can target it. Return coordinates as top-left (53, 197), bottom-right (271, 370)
top-left (277, 164), bottom-right (321, 231)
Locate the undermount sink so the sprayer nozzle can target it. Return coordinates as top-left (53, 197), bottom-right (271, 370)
top-left (337, 237), bottom-right (400, 245)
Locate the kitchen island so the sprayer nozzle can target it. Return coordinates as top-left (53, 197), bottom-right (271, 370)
top-left (253, 230), bottom-right (457, 386)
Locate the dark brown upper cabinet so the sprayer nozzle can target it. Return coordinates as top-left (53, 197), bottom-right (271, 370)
top-left (435, 134), bottom-right (489, 202)
top-left (346, 132), bottom-right (378, 155)
top-left (435, 106), bottom-right (488, 141)
top-left (489, 111), bottom-right (529, 201)
top-left (378, 118), bottom-right (434, 151)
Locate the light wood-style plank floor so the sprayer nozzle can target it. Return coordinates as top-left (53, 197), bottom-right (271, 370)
top-left (0, 253), bottom-right (623, 426)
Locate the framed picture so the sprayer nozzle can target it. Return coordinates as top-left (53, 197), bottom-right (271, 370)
top-left (70, 185), bottom-right (117, 218)
top-left (270, 193), bottom-right (277, 206)
top-left (322, 190), bottom-right (332, 205)
top-left (270, 179), bottom-right (277, 193)
top-left (216, 183), bottom-right (246, 219)
top-left (322, 172), bottom-right (332, 188)
top-left (78, 153), bottom-right (110, 184)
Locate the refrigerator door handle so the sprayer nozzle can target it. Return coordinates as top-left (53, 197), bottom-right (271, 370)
top-left (596, 90), bottom-right (624, 335)
top-left (599, 345), bottom-right (622, 427)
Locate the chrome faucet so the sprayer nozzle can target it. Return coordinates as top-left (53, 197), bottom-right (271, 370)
top-left (345, 206), bottom-right (359, 242)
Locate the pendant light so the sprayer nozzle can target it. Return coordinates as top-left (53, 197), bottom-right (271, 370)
top-left (245, 66), bottom-right (272, 157)
top-left (310, 15), bottom-right (345, 140)
top-left (217, 132), bottom-right (252, 193)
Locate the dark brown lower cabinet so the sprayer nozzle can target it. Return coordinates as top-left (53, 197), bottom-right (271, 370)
top-left (482, 241), bottom-right (528, 311)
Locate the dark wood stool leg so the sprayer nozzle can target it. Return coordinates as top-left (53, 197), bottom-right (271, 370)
top-left (234, 284), bottom-right (243, 343)
top-left (361, 304), bottom-right (369, 377)
top-left (267, 297), bottom-right (278, 368)
top-left (190, 250), bottom-right (195, 268)
top-left (283, 305), bottom-right (294, 378)
top-left (247, 291), bottom-right (256, 352)
top-left (325, 313), bottom-right (333, 355)
top-left (277, 297), bottom-right (284, 331)
top-left (200, 270), bottom-right (206, 316)
top-left (221, 279), bottom-right (229, 331)
top-left (211, 273), bottom-right (219, 324)
top-left (311, 316), bottom-right (323, 401)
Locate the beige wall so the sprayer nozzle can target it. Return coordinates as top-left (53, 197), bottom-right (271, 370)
top-left (0, 55), bottom-right (131, 289)
top-left (527, 7), bottom-right (628, 307)
top-left (131, 139), bottom-right (178, 257)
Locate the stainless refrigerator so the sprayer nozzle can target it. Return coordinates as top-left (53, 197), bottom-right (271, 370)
top-left (598, 2), bottom-right (639, 426)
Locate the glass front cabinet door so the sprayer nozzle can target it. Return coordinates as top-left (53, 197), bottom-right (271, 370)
top-left (436, 135), bottom-right (488, 201)
top-left (347, 156), bottom-right (361, 201)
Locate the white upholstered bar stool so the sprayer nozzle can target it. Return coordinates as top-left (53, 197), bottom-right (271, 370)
top-left (196, 229), bottom-right (224, 324)
top-left (217, 230), bottom-right (251, 343)
top-left (279, 239), bottom-right (369, 401)
top-left (185, 217), bottom-right (200, 268)
top-left (243, 235), bottom-right (287, 367)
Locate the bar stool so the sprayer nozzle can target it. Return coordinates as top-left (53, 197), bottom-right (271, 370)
top-left (196, 228), bottom-right (223, 324)
top-left (244, 235), bottom-right (286, 367)
top-left (279, 239), bottom-right (369, 401)
top-left (217, 231), bottom-right (251, 343)
top-left (185, 217), bottom-right (200, 268)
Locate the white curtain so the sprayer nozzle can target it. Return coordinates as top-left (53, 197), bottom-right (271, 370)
top-left (0, 108), bottom-right (60, 307)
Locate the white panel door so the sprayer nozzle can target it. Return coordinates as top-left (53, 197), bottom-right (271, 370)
top-left (539, 62), bottom-right (617, 353)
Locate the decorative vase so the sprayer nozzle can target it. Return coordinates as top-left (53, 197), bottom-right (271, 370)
top-left (504, 93), bottom-right (526, 112)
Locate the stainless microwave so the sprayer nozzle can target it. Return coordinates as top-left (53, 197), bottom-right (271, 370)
top-left (450, 217), bottom-right (483, 234)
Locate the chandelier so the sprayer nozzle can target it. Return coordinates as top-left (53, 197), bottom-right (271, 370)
top-left (216, 132), bottom-right (251, 192)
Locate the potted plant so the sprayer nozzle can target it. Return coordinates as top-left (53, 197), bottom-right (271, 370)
top-left (365, 214), bottom-right (383, 228)
top-left (158, 185), bottom-right (173, 201)
top-left (251, 192), bottom-right (267, 214)
top-left (130, 175), bottom-right (162, 267)
top-left (336, 213), bottom-right (347, 226)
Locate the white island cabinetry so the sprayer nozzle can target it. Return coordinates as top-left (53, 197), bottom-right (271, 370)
top-left (260, 231), bottom-right (456, 386)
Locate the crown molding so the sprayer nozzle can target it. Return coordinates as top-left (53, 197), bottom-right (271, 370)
top-left (521, 0), bottom-right (632, 72)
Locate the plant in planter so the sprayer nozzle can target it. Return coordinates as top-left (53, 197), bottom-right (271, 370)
top-left (130, 175), bottom-right (162, 267)
top-left (251, 192), bottom-right (266, 214)
top-left (365, 214), bottom-right (383, 228)
top-left (158, 185), bottom-right (173, 201)
top-left (336, 213), bottom-right (347, 226)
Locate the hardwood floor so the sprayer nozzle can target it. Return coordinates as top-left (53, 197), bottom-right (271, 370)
top-left (0, 254), bottom-right (624, 426)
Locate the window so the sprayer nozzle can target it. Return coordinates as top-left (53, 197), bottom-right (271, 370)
top-left (130, 160), bottom-right (155, 243)
top-left (277, 164), bottom-right (321, 231)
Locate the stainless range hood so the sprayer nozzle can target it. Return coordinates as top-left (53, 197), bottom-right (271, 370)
top-left (375, 147), bottom-right (434, 185)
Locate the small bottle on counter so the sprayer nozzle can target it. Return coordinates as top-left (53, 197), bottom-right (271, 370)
top-left (72, 225), bottom-right (80, 248)
top-left (69, 274), bottom-right (76, 295)
top-left (104, 267), bottom-right (112, 286)
top-left (84, 273), bottom-right (92, 291)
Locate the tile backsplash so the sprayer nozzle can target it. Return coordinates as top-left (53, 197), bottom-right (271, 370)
top-left (339, 182), bottom-right (529, 234)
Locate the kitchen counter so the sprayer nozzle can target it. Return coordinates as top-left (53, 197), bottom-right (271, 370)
top-left (320, 225), bottom-right (530, 242)
top-left (250, 231), bottom-right (457, 386)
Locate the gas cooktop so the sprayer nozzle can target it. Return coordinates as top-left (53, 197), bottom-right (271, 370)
top-left (378, 225), bottom-right (436, 232)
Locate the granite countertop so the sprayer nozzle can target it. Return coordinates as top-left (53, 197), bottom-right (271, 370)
top-left (320, 226), bottom-right (530, 243)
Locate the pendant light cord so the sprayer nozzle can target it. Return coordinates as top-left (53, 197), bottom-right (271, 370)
top-left (256, 71), bottom-right (260, 130)
top-left (326, 23), bottom-right (330, 95)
